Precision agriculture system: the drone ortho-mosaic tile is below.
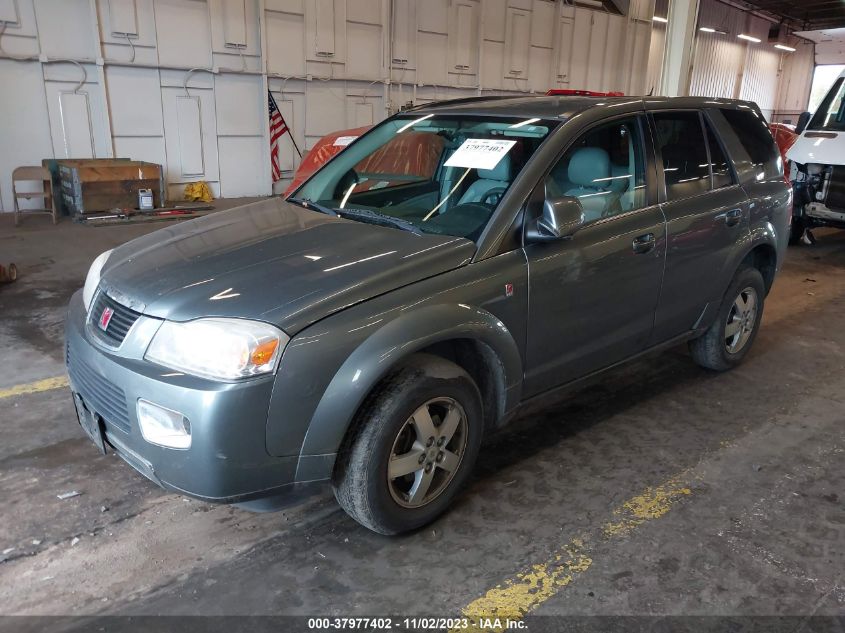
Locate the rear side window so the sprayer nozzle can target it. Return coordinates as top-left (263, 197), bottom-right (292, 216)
top-left (652, 111), bottom-right (710, 201)
top-left (703, 118), bottom-right (734, 189)
top-left (719, 108), bottom-right (782, 179)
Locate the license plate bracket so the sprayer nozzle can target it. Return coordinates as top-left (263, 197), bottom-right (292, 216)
top-left (73, 394), bottom-right (107, 455)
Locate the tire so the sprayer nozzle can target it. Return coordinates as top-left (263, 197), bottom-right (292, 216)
top-left (333, 354), bottom-right (483, 535)
top-left (689, 267), bottom-right (766, 371)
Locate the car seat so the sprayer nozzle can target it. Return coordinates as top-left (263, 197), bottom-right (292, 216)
top-left (457, 155), bottom-right (511, 206)
top-left (564, 147), bottom-right (620, 221)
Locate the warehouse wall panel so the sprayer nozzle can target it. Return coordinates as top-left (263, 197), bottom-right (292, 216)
top-left (0, 60), bottom-right (54, 210)
top-left (35, 0), bottom-right (97, 59)
top-left (265, 9), bottom-right (306, 76)
top-left (154, 0), bottom-right (213, 69)
top-left (47, 87), bottom-right (95, 159)
top-left (0, 0), bottom-right (661, 209)
top-left (346, 22), bottom-right (382, 79)
top-left (218, 136), bottom-right (266, 197)
top-left (162, 83), bottom-right (219, 184)
top-left (113, 135), bottom-right (167, 168)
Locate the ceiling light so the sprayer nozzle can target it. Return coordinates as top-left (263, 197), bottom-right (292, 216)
top-left (738, 33), bottom-right (761, 43)
top-left (774, 43), bottom-right (796, 52)
top-left (653, 16), bottom-right (668, 23)
top-left (700, 27), bottom-right (716, 32)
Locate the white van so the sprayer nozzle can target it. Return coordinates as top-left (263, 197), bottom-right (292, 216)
top-left (787, 70), bottom-right (845, 243)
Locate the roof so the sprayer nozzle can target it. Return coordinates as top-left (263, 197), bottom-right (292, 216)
top-left (410, 94), bottom-right (760, 119)
top-left (743, 0), bottom-right (845, 31)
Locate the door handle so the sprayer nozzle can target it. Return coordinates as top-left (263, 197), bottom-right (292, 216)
top-left (632, 233), bottom-right (656, 254)
top-left (720, 208), bottom-right (743, 227)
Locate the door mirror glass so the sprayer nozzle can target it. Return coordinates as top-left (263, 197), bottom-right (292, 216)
top-left (526, 197), bottom-right (585, 242)
top-left (796, 111), bottom-right (812, 135)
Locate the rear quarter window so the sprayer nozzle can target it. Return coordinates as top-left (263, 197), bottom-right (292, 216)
top-left (719, 108), bottom-right (782, 180)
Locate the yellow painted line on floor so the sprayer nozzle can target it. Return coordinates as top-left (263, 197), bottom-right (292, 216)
top-left (454, 472), bottom-right (695, 632)
top-left (0, 375), bottom-right (69, 400)
top-left (602, 476), bottom-right (692, 538)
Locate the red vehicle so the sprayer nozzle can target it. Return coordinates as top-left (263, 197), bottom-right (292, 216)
top-left (769, 123), bottom-right (798, 172)
top-left (286, 91), bottom-right (630, 196)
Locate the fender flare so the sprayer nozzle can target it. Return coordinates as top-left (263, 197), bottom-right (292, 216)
top-left (297, 303), bottom-right (523, 461)
top-left (720, 221), bottom-right (778, 294)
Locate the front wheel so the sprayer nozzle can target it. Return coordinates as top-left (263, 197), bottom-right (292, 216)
top-left (689, 267), bottom-right (765, 371)
top-left (333, 354), bottom-right (483, 535)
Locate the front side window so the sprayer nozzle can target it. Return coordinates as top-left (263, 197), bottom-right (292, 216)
top-left (544, 116), bottom-right (647, 223)
top-left (291, 115), bottom-right (557, 242)
top-left (652, 111), bottom-right (710, 202)
top-left (808, 77), bottom-right (845, 132)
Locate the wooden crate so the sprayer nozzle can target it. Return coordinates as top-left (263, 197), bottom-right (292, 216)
top-left (43, 158), bottom-right (131, 216)
top-left (58, 161), bottom-right (165, 215)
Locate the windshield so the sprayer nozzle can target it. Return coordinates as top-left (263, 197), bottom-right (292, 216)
top-left (290, 114), bottom-right (557, 241)
top-left (808, 77), bottom-right (845, 132)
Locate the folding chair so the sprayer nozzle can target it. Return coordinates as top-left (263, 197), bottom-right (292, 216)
top-left (12, 166), bottom-right (57, 226)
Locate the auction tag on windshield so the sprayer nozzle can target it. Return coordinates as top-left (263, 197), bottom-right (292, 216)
top-left (333, 135), bottom-right (358, 147)
top-left (444, 139), bottom-right (517, 171)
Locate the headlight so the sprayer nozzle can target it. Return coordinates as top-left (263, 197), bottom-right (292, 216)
top-left (145, 318), bottom-right (288, 380)
top-left (82, 249), bottom-right (113, 312)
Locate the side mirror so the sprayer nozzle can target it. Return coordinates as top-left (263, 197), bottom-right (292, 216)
top-left (795, 111), bottom-right (812, 135)
top-left (525, 197), bottom-right (585, 243)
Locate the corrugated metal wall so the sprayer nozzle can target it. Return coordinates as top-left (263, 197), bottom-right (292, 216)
top-left (688, 0), bottom-right (813, 121)
top-left (739, 15), bottom-right (780, 118)
top-left (773, 38), bottom-right (815, 124)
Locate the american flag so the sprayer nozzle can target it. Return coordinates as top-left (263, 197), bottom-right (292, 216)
top-left (268, 91), bottom-right (290, 182)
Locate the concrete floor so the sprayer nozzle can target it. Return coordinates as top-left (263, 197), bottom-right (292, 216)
top-left (0, 204), bottom-right (843, 624)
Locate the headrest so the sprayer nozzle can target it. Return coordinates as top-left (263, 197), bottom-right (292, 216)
top-left (477, 154), bottom-right (511, 181)
top-left (568, 147), bottom-right (611, 188)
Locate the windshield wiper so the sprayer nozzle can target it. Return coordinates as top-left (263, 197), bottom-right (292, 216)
top-left (336, 208), bottom-right (423, 235)
top-left (287, 197), bottom-right (339, 217)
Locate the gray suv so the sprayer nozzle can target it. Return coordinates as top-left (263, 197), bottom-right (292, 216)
top-left (66, 96), bottom-right (790, 534)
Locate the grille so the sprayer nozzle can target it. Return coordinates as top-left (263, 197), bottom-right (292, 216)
top-left (826, 166), bottom-right (845, 211)
top-left (67, 344), bottom-right (131, 434)
top-left (89, 291), bottom-right (141, 346)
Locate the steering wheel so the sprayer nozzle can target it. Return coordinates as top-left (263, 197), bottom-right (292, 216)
top-left (480, 187), bottom-right (508, 207)
top-left (335, 168), bottom-right (360, 198)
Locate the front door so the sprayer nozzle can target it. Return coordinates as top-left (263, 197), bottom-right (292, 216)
top-left (523, 115), bottom-right (666, 397)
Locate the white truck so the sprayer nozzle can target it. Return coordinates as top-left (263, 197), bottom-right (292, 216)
top-left (787, 70), bottom-right (845, 243)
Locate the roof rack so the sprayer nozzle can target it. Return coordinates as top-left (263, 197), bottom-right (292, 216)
top-left (546, 89), bottom-right (625, 97)
top-left (403, 95), bottom-right (521, 112)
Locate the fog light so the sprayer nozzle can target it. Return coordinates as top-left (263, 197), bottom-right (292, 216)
top-left (137, 399), bottom-right (191, 449)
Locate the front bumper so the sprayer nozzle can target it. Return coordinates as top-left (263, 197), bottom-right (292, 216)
top-left (64, 290), bottom-right (300, 503)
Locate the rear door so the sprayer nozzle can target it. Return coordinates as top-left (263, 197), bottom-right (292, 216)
top-left (523, 114), bottom-right (667, 396)
top-left (648, 110), bottom-right (750, 343)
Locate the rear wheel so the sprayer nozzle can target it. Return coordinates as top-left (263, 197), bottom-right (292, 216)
top-left (333, 354), bottom-right (483, 535)
top-left (689, 267), bottom-right (765, 371)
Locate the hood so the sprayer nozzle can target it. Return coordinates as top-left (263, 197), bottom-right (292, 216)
top-left (787, 131), bottom-right (845, 166)
top-left (100, 198), bottom-right (475, 334)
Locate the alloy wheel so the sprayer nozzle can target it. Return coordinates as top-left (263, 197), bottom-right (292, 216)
top-left (725, 286), bottom-right (758, 354)
top-left (387, 397), bottom-right (468, 508)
